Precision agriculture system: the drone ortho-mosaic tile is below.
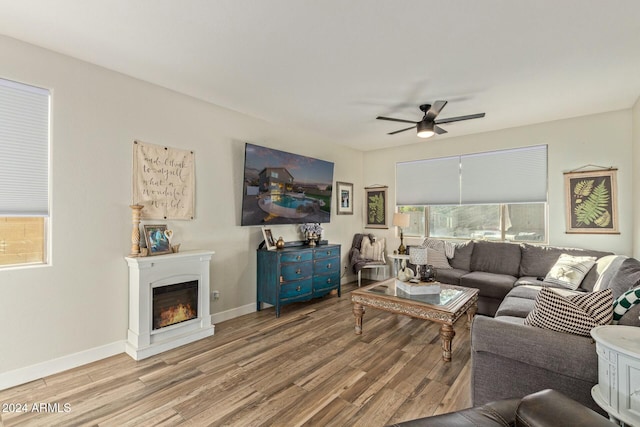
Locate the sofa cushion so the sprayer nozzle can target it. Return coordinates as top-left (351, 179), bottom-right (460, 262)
top-left (544, 254), bottom-right (597, 290)
top-left (470, 241), bottom-right (521, 277)
top-left (606, 256), bottom-right (640, 299)
top-left (519, 243), bottom-right (612, 279)
top-left (592, 255), bottom-right (628, 292)
top-left (460, 271), bottom-right (517, 300)
top-left (495, 295), bottom-right (536, 318)
top-left (524, 288), bottom-right (613, 336)
top-left (450, 240), bottom-right (474, 271)
top-left (434, 268), bottom-right (468, 285)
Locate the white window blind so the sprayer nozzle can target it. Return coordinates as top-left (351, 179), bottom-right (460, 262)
top-left (0, 78), bottom-right (50, 216)
top-left (396, 156), bottom-right (460, 205)
top-left (396, 145), bottom-right (547, 206)
top-left (461, 145), bottom-right (547, 204)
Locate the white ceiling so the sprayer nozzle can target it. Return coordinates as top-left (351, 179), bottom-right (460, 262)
top-left (2, 0), bottom-right (640, 151)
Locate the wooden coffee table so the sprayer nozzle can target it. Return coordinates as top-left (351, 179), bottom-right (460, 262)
top-left (351, 279), bottom-right (479, 362)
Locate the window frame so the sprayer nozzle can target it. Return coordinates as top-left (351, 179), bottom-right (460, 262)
top-left (0, 77), bottom-right (51, 269)
top-left (398, 202), bottom-right (548, 244)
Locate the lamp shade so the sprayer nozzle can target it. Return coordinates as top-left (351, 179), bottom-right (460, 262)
top-left (417, 120), bottom-right (435, 138)
top-left (409, 247), bottom-right (428, 265)
top-left (392, 212), bottom-right (410, 228)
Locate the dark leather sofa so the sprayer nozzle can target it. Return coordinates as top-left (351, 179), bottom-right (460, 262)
top-left (388, 389), bottom-right (613, 427)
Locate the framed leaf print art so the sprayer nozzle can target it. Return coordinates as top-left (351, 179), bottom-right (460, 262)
top-left (365, 185), bottom-right (388, 229)
top-left (564, 168), bottom-right (619, 234)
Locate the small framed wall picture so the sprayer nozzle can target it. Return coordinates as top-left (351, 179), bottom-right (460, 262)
top-left (336, 181), bottom-right (354, 215)
top-left (262, 227), bottom-right (276, 250)
top-left (365, 185), bottom-right (388, 229)
top-left (143, 224), bottom-right (173, 255)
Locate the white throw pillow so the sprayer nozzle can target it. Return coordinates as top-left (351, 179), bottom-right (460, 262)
top-left (544, 253), bottom-right (597, 290)
top-left (425, 248), bottom-right (452, 270)
top-left (360, 236), bottom-right (385, 261)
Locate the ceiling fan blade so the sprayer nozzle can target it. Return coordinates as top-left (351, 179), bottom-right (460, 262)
top-left (426, 100), bottom-right (448, 120)
top-left (434, 125), bottom-right (447, 135)
top-left (435, 113), bottom-right (485, 125)
top-left (388, 125), bottom-right (416, 135)
top-left (376, 116), bottom-right (418, 124)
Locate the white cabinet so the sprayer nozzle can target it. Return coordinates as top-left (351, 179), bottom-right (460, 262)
top-left (591, 325), bottom-right (640, 426)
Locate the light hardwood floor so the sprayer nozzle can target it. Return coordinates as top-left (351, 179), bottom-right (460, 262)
top-left (0, 281), bottom-right (472, 426)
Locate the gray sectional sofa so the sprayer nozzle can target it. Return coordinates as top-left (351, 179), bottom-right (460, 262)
top-left (429, 239), bottom-right (640, 413)
top-left (435, 240), bottom-right (612, 316)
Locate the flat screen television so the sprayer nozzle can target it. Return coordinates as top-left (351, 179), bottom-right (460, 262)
top-left (241, 143), bottom-right (334, 226)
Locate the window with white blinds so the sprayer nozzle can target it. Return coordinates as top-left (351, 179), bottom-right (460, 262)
top-left (0, 78), bottom-right (50, 216)
top-left (0, 78), bottom-right (50, 267)
top-left (396, 145), bottom-right (547, 206)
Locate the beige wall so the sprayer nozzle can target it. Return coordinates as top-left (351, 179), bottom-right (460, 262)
top-left (633, 96), bottom-right (640, 257)
top-left (0, 35), bottom-right (364, 379)
top-left (363, 110), bottom-right (634, 256)
top-left (0, 32), bottom-right (637, 387)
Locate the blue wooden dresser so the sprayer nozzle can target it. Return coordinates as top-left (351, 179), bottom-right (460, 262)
top-left (257, 244), bottom-right (341, 317)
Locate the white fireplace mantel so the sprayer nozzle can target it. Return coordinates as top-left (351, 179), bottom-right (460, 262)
top-left (124, 249), bottom-right (215, 360)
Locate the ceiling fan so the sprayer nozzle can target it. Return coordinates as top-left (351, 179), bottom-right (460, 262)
top-left (376, 101), bottom-right (485, 138)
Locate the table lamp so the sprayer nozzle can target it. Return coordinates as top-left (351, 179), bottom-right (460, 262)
top-left (409, 246), bottom-right (428, 281)
top-left (393, 213), bottom-right (410, 255)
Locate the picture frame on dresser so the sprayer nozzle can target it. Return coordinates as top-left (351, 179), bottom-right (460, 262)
top-left (143, 224), bottom-right (172, 255)
top-left (261, 226), bottom-right (276, 250)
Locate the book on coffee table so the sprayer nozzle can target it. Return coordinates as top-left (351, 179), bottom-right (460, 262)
top-left (396, 280), bottom-right (441, 295)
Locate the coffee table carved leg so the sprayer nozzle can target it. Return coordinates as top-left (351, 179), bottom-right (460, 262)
top-left (440, 323), bottom-right (456, 362)
top-left (466, 303), bottom-right (478, 330)
top-left (353, 303), bottom-right (365, 335)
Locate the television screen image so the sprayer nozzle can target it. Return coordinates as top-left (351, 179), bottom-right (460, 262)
top-left (241, 143), bottom-right (334, 226)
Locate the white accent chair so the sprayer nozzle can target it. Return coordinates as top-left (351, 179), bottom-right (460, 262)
top-left (357, 253), bottom-right (388, 287)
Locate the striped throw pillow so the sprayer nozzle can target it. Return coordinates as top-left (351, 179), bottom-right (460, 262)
top-left (544, 253), bottom-right (597, 290)
top-left (524, 287), bottom-right (613, 336)
top-left (360, 236), bottom-right (385, 262)
top-left (613, 287), bottom-right (640, 323)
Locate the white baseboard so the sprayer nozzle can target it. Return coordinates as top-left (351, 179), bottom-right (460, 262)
top-left (211, 302), bottom-right (256, 324)
top-left (0, 340), bottom-right (125, 391)
top-left (1, 303), bottom-right (271, 391)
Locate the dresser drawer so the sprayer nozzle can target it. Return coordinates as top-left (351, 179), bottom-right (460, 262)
top-left (314, 246), bottom-right (340, 259)
top-left (280, 251), bottom-right (313, 263)
top-left (313, 273), bottom-right (340, 292)
top-left (280, 280), bottom-right (313, 300)
top-left (314, 256), bottom-right (340, 274)
top-left (281, 261), bottom-right (313, 282)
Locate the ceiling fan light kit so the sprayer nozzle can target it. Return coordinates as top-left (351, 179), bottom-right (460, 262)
top-left (376, 100), bottom-right (485, 138)
top-left (416, 120), bottom-right (435, 138)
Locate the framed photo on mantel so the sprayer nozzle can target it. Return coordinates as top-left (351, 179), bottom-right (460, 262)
top-left (143, 224), bottom-right (173, 255)
top-left (365, 185), bottom-right (388, 229)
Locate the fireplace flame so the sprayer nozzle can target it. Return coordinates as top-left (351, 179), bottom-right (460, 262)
top-left (158, 303), bottom-right (196, 328)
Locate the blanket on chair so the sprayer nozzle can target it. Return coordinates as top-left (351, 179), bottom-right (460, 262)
top-left (349, 233), bottom-right (377, 274)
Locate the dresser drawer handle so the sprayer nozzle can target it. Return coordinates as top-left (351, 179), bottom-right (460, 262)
top-left (326, 263), bottom-right (332, 269)
top-left (296, 255), bottom-right (301, 260)
top-left (296, 286), bottom-right (301, 292)
top-left (327, 278), bottom-right (332, 283)
top-left (326, 251), bottom-right (331, 255)
top-left (296, 268), bottom-right (301, 274)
